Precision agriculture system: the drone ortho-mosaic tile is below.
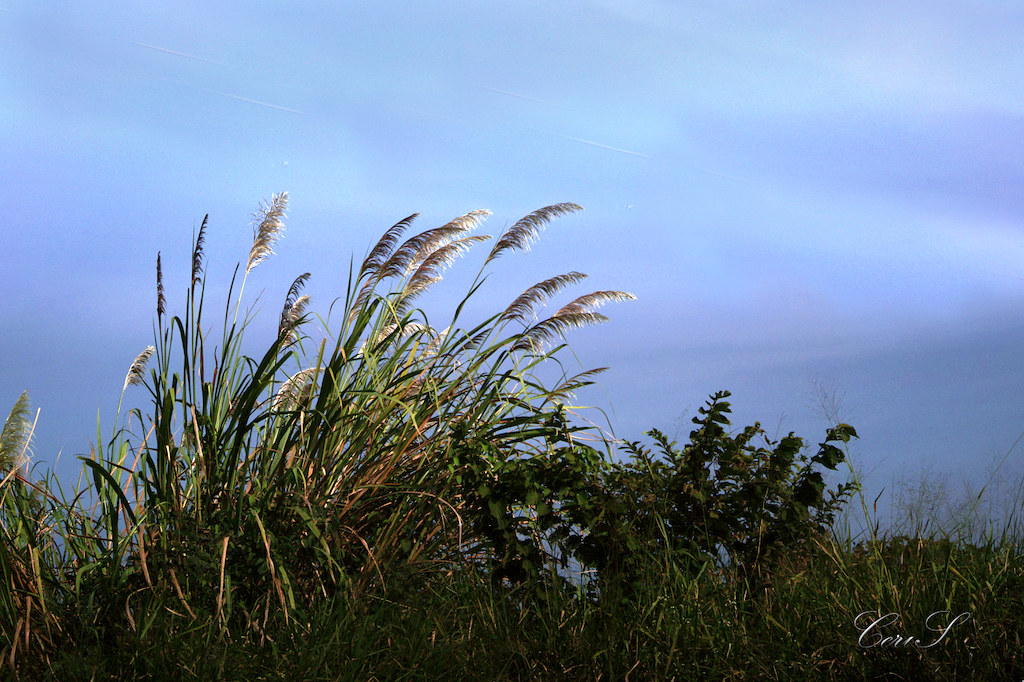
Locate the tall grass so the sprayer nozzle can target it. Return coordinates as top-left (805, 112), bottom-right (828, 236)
top-left (1, 195), bottom-right (1021, 679)
top-left (0, 195), bottom-right (636, 672)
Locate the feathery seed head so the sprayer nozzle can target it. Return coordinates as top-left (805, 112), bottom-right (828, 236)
top-left (272, 367), bottom-right (317, 411)
top-left (549, 367), bottom-right (608, 401)
top-left (554, 290), bottom-right (637, 317)
top-left (512, 312), bottom-right (608, 353)
top-left (192, 215), bottom-right (209, 289)
top-left (512, 289), bottom-right (634, 353)
top-left (279, 272), bottom-right (311, 343)
top-left (360, 320), bottom-right (430, 355)
top-left (381, 210), bottom-right (490, 279)
top-left (501, 271), bottom-right (589, 323)
top-left (156, 251), bottom-right (166, 318)
top-left (280, 294), bottom-right (311, 344)
top-left (289, 294), bottom-right (311, 320)
top-left (487, 203), bottom-right (582, 263)
top-left (401, 234), bottom-right (491, 308)
top-left (360, 213), bottom-right (419, 280)
top-left (247, 192), bottom-right (289, 274)
top-left (124, 346), bottom-right (156, 390)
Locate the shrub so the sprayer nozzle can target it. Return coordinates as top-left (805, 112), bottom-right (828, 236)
top-left (571, 391), bottom-right (859, 596)
top-left (446, 390), bottom-right (860, 601)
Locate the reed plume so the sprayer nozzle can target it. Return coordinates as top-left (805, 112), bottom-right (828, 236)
top-left (156, 252), bottom-right (166, 319)
top-left (513, 291), bottom-right (634, 352)
top-left (512, 312), bottom-right (610, 352)
top-left (192, 215), bottom-right (209, 290)
top-left (553, 290), bottom-right (637, 317)
top-left (360, 213), bottom-right (418, 280)
top-left (123, 346), bottom-right (155, 390)
top-left (281, 295), bottom-right (310, 345)
top-left (349, 210), bottom-right (490, 325)
top-left (380, 210), bottom-right (490, 279)
top-left (399, 235), bottom-right (491, 310)
top-left (548, 367), bottom-right (608, 402)
top-left (272, 367), bottom-right (317, 411)
top-left (361, 321), bottom-right (431, 355)
top-left (486, 203), bottom-right (582, 263)
top-left (247, 192), bottom-right (289, 274)
top-left (279, 272), bottom-right (312, 344)
top-left (501, 272), bottom-right (588, 323)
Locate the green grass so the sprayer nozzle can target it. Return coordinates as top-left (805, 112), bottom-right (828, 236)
top-left (2, 195), bottom-right (1022, 680)
top-left (24, 527), bottom-right (1024, 680)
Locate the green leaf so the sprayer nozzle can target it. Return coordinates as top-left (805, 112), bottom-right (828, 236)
top-left (812, 443), bottom-right (845, 469)
top-left (827, 423), bottom-right (858, 442)
top-left (80, 457), bottom-right (138, 526)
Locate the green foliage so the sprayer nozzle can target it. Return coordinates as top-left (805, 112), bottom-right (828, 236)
top-left (448, 389), bottom-right (861, 598)
top-left (448, 405), bottom-right (609, 587)
top-left (597, 391), bottom-right (860, 587)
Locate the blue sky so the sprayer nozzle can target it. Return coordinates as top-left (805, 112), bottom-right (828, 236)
top-left (3, 2), bottom-right (1024, 529)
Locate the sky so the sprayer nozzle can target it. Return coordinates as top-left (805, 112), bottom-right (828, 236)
top-left (2, 1), bottom-right (1024, 534)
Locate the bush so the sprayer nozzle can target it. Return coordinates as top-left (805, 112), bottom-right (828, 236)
top-left (593, 391), bottom-right (860, 591)
top-left (447, 390), bottom-right (860, 600)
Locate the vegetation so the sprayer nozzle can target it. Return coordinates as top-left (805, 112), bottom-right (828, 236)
top-left (1, 195), bottom-right (1021, 680)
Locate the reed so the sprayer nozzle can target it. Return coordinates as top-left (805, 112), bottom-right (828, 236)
top-left (0, 196), bottom-right (633, 674)
top-left (1, 195), bottom-right (1021, 679)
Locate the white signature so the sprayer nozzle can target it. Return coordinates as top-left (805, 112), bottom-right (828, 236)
top-left (854, 611), bottom-right (971, 649)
